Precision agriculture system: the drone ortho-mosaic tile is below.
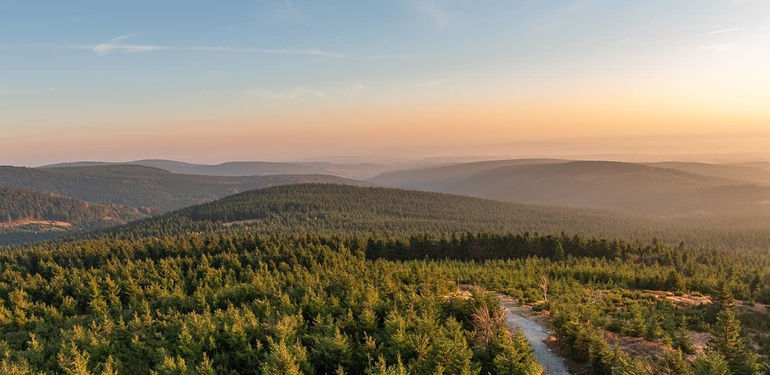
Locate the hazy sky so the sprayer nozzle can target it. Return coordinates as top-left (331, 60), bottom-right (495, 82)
top-left (2, 0), bottom-right (769, 165)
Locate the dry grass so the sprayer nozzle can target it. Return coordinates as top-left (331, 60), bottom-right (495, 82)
top-left (603, 329), bottom-right (667, 358)
top-left (0, 219), bottom-right (72, 228)
top-left (222, 219), bottom-right (263, 227)
top-left (637, 290), bottom-right (711, 307)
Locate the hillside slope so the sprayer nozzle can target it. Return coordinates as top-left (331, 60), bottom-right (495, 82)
top-left (371, 160), bottom-right (770, 215)
top-left (649, 162), bottom-right (770, 185)
top-left (0, 186), bottom-right (144, 245)
top-left (733, 161), bottom-right (770, 171)
top-left (0, 165), bottom-right (369, 213)
top-left (44, 159), bottom-right (394, 179)
top-left (104, 184), bottom-right (770, 251)
top-left (368, 158), bottom-right (567, 188)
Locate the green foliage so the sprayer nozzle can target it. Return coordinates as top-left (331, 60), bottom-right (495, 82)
top-left (0, 186), bottom-right (144, 245)
top-left (693, 352), bottom-right (730, 375)
top-left (0, 166), bottom-right (364, 213)
top-left (0, 186), bottom-right (140, 225)
top-left (82, 184), bottom-right (770, 253)
top-left (710, 309), bottom-right (759, 375)
top-left (0, 183), bottom-right (768, 374)
top-left (0, 233), bottom-right (549, 374)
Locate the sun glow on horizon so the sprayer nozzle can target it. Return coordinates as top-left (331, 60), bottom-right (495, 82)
top-left (1, 0), bottom-right (769, 165)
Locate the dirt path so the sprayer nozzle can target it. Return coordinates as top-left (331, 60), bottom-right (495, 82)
top-left (498, 298), bottom-right (571, 375)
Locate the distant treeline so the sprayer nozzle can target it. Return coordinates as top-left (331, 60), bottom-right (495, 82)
top-left (81, 184), bottom-right (770, 254)
top-left (0, 186), bottom-right (140, 225)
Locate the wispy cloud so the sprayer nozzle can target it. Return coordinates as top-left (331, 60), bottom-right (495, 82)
top-left (183, 46), bottom-right (347, 58)
top-left (706, 27), bottom-right (739, 35)
top-left (78, 34), bottom-right (400, 60)
top-left (91, 34), bottom-right (164, 55)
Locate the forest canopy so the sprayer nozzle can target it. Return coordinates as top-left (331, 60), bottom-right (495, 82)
top-left (0, 184), bottom-right (768, 374)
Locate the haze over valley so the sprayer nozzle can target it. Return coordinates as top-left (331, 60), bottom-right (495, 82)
top-left (2, 1), bottom-right (770, 374)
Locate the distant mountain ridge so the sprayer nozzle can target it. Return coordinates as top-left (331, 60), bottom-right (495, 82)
top-left (91, 183), bottom-right (699, 240)
top-left (43, 159), bottom-right (396, 179)
top-left (0, 165), bottom-right (370, 213)
top-left (370, 159), bottom-right (770, 216)
top-left (646, 161), bottom-right (770, 185)
top-left (93, 183), bottom-right (770, 251)
top-left (729, 161), bottom-right (770, 173)
top-left (367, 158), bottom-right (567, 187)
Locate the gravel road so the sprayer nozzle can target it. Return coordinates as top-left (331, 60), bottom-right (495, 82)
top-left (499, 299), bottom-right (571, 375)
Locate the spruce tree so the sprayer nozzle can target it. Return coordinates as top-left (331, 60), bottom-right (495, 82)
top-left (709, 309), bottom-right (758, 375)
top-left (693, 352), bottom-right (730, 375)
top-left (663, 350), bottom-right (694, 375)
top-left (713, 282), bottom-right (736, 311)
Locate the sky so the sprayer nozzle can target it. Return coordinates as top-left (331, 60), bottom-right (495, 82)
top-left (1, 0), bottom-right (769, 165)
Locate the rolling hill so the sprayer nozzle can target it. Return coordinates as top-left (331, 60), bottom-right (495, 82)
top-left (43, 159), bottom-right (397, 179)
top-left (0, 165), bottom-right (369, 213)
top-left (366, 158), bottom-right (566, 188)
top-left (3, 183), bottom-right (769, 374)
top-left (648, 161), bottom-right (770, 185)
top-left (98, 183), bottom-right (770, 251)
top-left (731, 161), bottom-right (770, 172)
top-left (0, 186), bottom-right (144, 245)
top-left (370, 160), bottom-right (770, 216)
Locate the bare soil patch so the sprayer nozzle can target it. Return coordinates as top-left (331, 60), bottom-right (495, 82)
top-left (222, 219), bottom-right (263, 227)
top-left (638, 290), bottom-right (711, 307)
top-left (0, 219), bottom-right (72, 229)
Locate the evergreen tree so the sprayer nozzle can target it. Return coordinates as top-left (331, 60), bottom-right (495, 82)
top-left (666, 270), bottom-right (686, 293)
top-left (100, 356), bottom-right (118, 375)
top-left (553, 242), bottom-right (566, 261)
top-left (662, 350), bottom-right (694, 375)
top-left (710, 309), bottom-right (758, 375)
top-left (713, 282), bottom-right (736, 311)
top-left (262, 339), bottom-right (309, 375)
top-left (57, 342), bottom-right (91, 375)
top-left (693, 352), bottom-right (730, 375)
top-left (195, 354), bottom-right (215, 375)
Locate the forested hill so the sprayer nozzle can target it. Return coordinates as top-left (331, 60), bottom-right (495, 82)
top-left (0, 165), bottom-right (369, 213)
top-left (103, 184), bottom-right (770, 251)
top-left (0, 186), bottom-right (144, 245)
top-left (370, 160), bottom-right (770, 216)
top-left (2, 184), bottom-right (768, 373)
top-left (0, 186), bottom-right (141, 224)
top-left (43, 159), bottom-right (395, 179)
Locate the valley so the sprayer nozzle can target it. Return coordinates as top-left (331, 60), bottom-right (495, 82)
top-left (1, 159), bottom-right (769, 373)
top-left (5, 2), bottom-right (769, 373)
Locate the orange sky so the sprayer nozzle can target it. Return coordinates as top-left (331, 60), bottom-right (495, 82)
top-left (2, 0), bottom-right (769, 165)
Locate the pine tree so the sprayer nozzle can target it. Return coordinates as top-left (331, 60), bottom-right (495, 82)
top-left (662, 350), bottom-right (693, 375)
top-left (666, 270), bottom-right (686, 293)
top-left (262, 339), bottom-right (306, 375)
top-left (693, 352), bottom-right (730, 375)
top-left (712, 282), bottom-right (736, 311)
top-left (673, 319), bottom-right (695, 355)
top-left (100, 356), bottom-right (118, 375)
top-left (611, 355), bottom-right (651, 375)
top-left (491, 329), bottom-right (542, 375)
top-left (57, 342), bottom-right (91, 375)
top-left (553, 242), bottom-right (566, 261)
top-left (709, 309), bottom-right (758, 375)
top-left (195, 354), bottom-right (215, 375)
